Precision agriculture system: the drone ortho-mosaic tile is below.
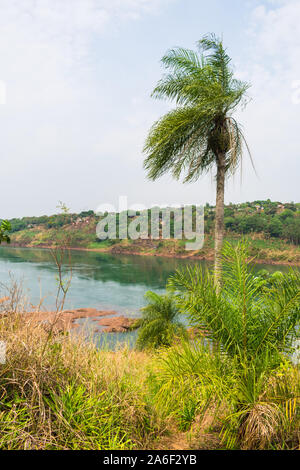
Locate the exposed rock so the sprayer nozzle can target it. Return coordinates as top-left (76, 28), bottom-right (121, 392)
top-left (95, 315), bottom-right (136, 333)
top-left (24, 308), bottom-right (136, 334)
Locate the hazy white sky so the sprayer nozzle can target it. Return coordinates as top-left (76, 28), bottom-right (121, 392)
top-left (1, 0), bottom-right (299, 218)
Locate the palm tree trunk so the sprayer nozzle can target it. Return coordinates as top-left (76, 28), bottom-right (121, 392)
top-left (214, 152), bottom-right (225, 293)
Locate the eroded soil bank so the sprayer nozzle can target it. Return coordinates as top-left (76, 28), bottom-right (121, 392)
top-left (0, 300), bottom-right (136, 333)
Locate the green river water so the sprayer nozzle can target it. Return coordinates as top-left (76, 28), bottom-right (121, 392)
top-left (0, 246), bottom-right (296, 348)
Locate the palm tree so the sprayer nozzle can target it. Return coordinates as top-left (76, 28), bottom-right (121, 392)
top-left (143, 34), bottom-right (252, 290)
top-left (136, 291), bottom-right (186, 350)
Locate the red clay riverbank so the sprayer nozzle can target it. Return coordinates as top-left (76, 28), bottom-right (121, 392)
top-left (22, 308), bottom-right (136, 334)
top-left (6, 243), bottom-right (300, 266)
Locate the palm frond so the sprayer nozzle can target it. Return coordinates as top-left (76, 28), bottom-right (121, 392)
top-left (143, 106), bottom-right (216, 180)
top-left (137, 291), bottom-right (186, 350)
top-left (144, 34), bottom-right (251, 183)
top-left (168, 242), bottom-right (300, 364)
top-left (161, 47), bottom-right (203, 75)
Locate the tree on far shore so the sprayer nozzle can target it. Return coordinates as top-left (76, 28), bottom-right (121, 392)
top-left (0, 220), bottom-right (11, 244)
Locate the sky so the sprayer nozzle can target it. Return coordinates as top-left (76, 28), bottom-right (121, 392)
top-left (0, 0), bottom-right (299, 218)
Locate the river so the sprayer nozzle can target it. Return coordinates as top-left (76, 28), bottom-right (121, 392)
top-left (0, 246), bottom-right (296, 313)
top-left (0, 246), bottom-right (297, 348)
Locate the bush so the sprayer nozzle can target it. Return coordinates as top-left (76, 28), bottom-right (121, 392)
top-left (283, 218), bottom-right (300, 245)
top-left (266, 218), bottom-right (283, 238)
top-left (0, 220), bottom-right (11, 243)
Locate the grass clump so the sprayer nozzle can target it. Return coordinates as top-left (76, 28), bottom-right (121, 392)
top-left (0, 312), bottom-right (164, 450)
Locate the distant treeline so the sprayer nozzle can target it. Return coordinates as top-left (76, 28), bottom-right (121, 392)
top-left (8, 210), bottom-right (95, 231)
top-left (5, 200), bottom-right (300, 245)
top-left (205, 200), bottom-right (300, 245)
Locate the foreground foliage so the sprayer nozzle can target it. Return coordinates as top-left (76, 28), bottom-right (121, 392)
top-left (169, 242), bottom-right (300, 366)
top-left (0, 312), bottom-right (161, 450)
top-left (0, 311), bottom-right (298, 448)
top-left (0, 243), bottom-right (299, 450)
top-left (153, 340), bottom-right (299, 450)
top-left (167, 242), bottom-right (300, 448)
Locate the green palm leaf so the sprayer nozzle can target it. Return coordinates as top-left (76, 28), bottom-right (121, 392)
top-left (168, 242), bottom-right (300, 365)
top-left (136, 291), bottom-right (186, 350)
top-left (143, 34), bottom-right (253, 290)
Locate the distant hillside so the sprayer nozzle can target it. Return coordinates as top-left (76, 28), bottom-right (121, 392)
top-left (2, 200), bottom-right (300, 265)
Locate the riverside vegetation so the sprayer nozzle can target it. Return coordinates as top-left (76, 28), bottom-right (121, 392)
top-left (5, 200), bottom-right (300, 265)
top-left (0, 243), bottom-right (299, 450)
top-left (0, 34), bottom-right (299, 451)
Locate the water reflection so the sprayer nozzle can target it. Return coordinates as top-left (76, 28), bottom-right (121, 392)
top-left (0, 246), bottom-right (297, 315)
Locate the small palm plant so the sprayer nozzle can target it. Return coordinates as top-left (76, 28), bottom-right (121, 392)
top-left (168, 242), bottom-right (300, 448)
top-left (136, 291), bottom-right (186, 350)
top-left (169, 242), bottom-right (300, 367)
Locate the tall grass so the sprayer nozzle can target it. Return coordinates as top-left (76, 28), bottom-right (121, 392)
top-left (150, 338), bottom-right (299, 449)
top-left (0, 308), bottom-right (298, 450)
top-left (0, 307), bottom-right (165, 449)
